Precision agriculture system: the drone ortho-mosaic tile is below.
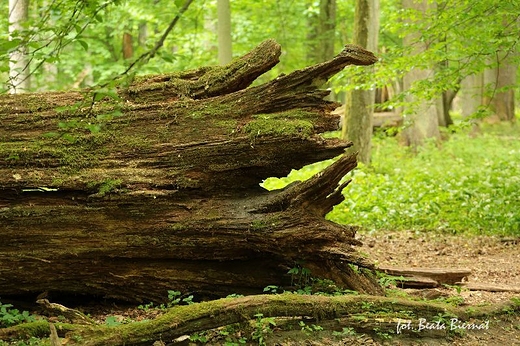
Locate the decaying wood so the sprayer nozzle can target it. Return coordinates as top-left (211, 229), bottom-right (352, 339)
top-left (36, 299), bottom-right (95, 325)
top-left (395, 276), bottom-right (439, 288)
top-left (378, 266), bottom-right (472, 288)
top-left (0, 40), bottom-right (382, 302)
top-left (1, 294), bottom-right (517, 346)
top-left (461, 282), bottom-right (520, 293)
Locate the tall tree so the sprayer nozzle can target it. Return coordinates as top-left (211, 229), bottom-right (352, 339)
top-left (457, 73), bottom-right (483, 118)
top-left (400, 0), bottom-right (441, 148)
top-left (8, 0), bottom-right (30, 93)
top-left (318, 0), bottom-right (336, 63)
top-left (217, 0), bottom-right (232, 65)
top-left (342, 0), bottom-right (379, 164)
top-left (306, 2), bottom-right (319, 64)
top-left (483, 50), bottom-right (517, 122)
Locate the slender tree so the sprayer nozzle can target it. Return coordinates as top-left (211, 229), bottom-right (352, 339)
top-left (400, 0), bottom-right (441, 148)
top-left (342, 0), bottom-right (379, 164)
top-left (217, 0), bottom-right (232, 65)
top-left (123, 31), bottom-right (134, 60)
top-left (318, 0), bottom-right (336, 63)
top-left (8, 0), bottom-right (30, 93)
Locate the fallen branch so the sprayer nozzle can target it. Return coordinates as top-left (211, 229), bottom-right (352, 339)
top-left (461, 282), bottom-right (520, 293)
top-left (1, 294), bottom-right (518, 346)
top-left (378, 266), bottom-right (471, 288)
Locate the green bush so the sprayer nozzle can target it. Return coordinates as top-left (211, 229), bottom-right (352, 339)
top-left (0, 300), bottom-right (36, 328)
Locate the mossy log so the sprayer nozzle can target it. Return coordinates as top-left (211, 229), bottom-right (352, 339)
top-left (1, 294), bottom-right (517, 346)
top-left (0, 39), bottom-right (381, 303)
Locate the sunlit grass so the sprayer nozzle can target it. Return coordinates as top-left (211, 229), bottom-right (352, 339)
top-left (262, 122), bottom-right (520, 236)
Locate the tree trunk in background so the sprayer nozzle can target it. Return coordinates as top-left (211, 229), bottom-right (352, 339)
top-left (483, 50), bottom-right (517, 122)
top-left (440, 90), bottom-right (455, 127)
top-left (318, 0), bottom-right (337, 63)
top-left (457, 73), bottom-right (483, 118)
top-left (217, 0), bottom-right (232, 65)
top-left (138, 23), bottom-right (148, 46)
top-left (401, 0), bottom-right (440, 148)
top-left (342, 0), bottom-right (379, 164)
top-left (122, 32), bottom-right (134, 60)
top-left (438, 54), bottom-right (455, 127)
top-left (0, 40), bottom-right (382, 303)
top-left (306, 2), bottom-right (319, 64)
top-left (320, 0), bottom-right (337, 101)
top-left (8, 0), bottom-right (30, 93)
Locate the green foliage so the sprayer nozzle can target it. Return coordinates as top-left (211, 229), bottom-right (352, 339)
top-left (264, 124), bottom-right (520, 236)
top-left (299, 320), bottom-right (324, 336)
top-left (373, 326), bottom-right (393, 340)
top-left (87, 178), bottom-right (123, 197)
top-left (190, 331), bottom-right (209, 343)
top-left (377, 272), bottom-right (407, 289)
top-left (0, 300), bottom-right (36, 328)
top-left (105, 315), bottom-right (123, 327)
top-left (332, 0), bottom-right (520, 114)
top-left (332, 326), bottom-right (357, 338)
top-left (330, 125), bottom-right (520, 235)
top-left (251, 313), bottom-right (276, 346)
top-left (0, 337), bottom-right (46, 346)
top-left (262, 285), bottom-right (280, 294)
top-left (287, 263), bottom-right (312, 288)
top-left (162, 290), bottom-right (194, 308)
top-left (137, 290), bottom-right (194, 312)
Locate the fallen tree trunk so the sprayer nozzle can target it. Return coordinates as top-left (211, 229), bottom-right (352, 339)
top-left (0, 39), bottom-right (382, 303)
top-left (1, 294), bottom-right (516, 345)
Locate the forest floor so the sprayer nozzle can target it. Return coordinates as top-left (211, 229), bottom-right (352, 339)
top-left (245, 231), bottom-right (520, 346)
top-left (74, 230), bottom-right (519, 346)
top-left (354, 230), bottom-right (520, 345)
top-left (265, 230), bottom-right (520, 346)
top-left (4, 230), bottom-right (517, 345)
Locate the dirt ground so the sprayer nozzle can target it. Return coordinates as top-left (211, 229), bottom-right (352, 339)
top-left (312, 230), bottom-right (520, 346)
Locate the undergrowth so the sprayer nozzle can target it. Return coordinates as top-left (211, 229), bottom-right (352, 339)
top-left (263, 122), bottom-right (520, 236)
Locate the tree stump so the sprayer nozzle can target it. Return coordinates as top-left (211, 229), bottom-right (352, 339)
top-left (0, 39), bottom-right (382, 303)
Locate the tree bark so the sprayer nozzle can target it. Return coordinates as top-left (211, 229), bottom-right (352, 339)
top-left (217, 0), bottom-right (232, 65)
top-left (400, 0), bottom-right (441, 148)
top-left (377, 266), bottom-right (471, 288)
top-left (342, 0), bottom-right (380, 164)
top-left (8, 0), bottom-right (30, 93)
top-left (0, 40), bottom-right (381, 303)
top-left (318, 0), bottom-right (337, 63)
top-left (483, 50), bottom-right (517, 122)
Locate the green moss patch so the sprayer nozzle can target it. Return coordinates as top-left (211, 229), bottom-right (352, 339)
top-left (244, 119), bottom-right (314, 138)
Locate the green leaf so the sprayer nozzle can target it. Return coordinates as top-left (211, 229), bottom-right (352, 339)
top-left (105, 316), bottom-right (122, 326)
top-left (0, 39), bottom-right (22, 52)
top-left (93, 88), bottom-right (120, 102)
top-left (77, 39), bottom-right (89, 51)
top-left (62, 133), bottom-right (77, 143)
top-left (86, 124), bottom-right (101, 133)
top-left (42, 132), bottom-right (61, 138)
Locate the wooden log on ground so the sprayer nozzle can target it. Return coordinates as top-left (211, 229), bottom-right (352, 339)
top-left (460, 282), bottom-right (520, 293)
top-left (1, 294), bottom-right (517, 346)
top-left (0, 40), bottom-right (382, 303)
top-left (377, 266), bottom-right (472, 288)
